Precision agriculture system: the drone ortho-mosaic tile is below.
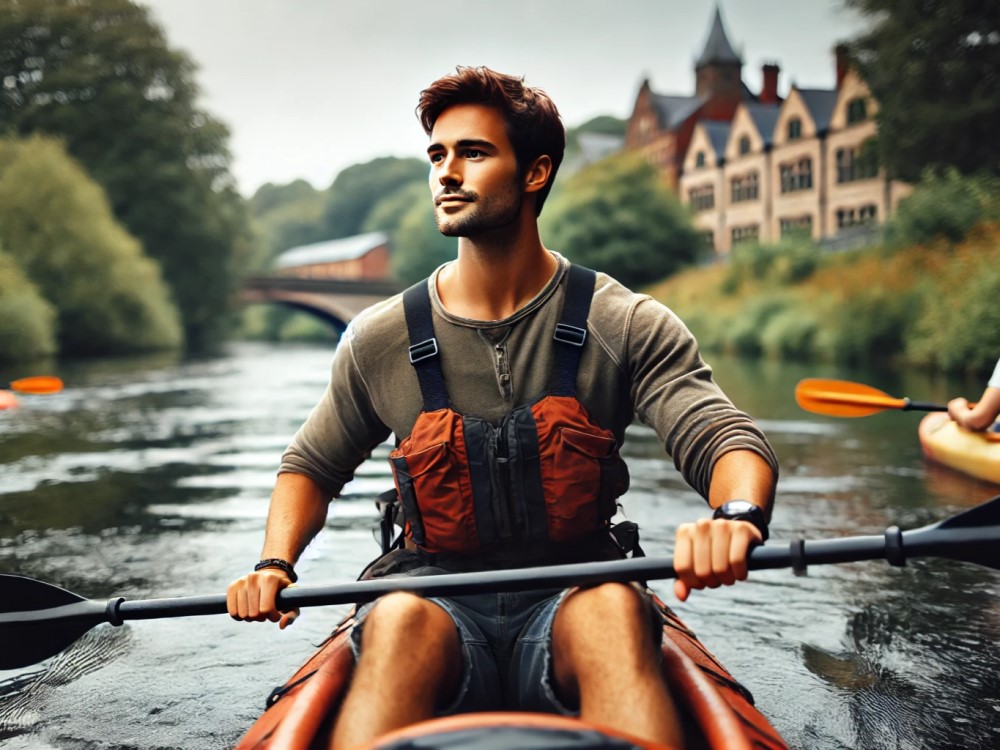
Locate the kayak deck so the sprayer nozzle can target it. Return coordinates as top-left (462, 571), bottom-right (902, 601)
top-left (235, 596), bottom-right (787, 750)
top-left (919, 412), bottom-right (1000, 485)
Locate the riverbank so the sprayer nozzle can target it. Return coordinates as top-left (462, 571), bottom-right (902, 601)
top-left (647, 223), bottom-right (1000, 377)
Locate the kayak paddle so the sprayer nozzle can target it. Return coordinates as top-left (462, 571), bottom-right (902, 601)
top-left (2, 495), bottom-right (998, 670)
top-left (4, 376), bottom-right (64, 395)
top-left (795, 378), bottom-right (948, 418)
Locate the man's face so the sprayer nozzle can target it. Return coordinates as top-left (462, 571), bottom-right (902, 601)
top-left (426, 103), bottom-right (523, 237)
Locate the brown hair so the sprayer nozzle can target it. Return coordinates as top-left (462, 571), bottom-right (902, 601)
top-left (417, 66), bottom-right (565, 215)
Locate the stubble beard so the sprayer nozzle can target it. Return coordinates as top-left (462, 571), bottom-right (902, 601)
top-left (435, 182), bottom-right (523, 239)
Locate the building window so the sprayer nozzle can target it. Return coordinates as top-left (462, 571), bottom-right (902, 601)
top-left (836, 142), bottom-right (878, 183)
top-left (695, 151), bottom-right (706, 168)
top-left (780, 158), bottom-right (813, 193)
top-left (780, 215), bottom-right (813, 237)
top-left (787, 117), bottom-right (802, 141)
top-left (688, 185), bottom-right (715, 212)
top-left (846, 97), bottom-right (868, 124)
top-left (739, 135), bottom-right (751, 156)
top-left (836, 204), bottom-right (878, 228)
top-left (701, 231), bottom-right (716, 249)
top-left (731, 225), bottom-right (760, 245)
top-left (730, 172), bottom-right (759, 203)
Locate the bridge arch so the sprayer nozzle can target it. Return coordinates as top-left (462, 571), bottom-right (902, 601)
top-left (240, 276), bottom-right (404, 333)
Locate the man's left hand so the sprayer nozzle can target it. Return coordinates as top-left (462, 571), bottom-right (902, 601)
top-left (672, 518), bottom-right (763, 601)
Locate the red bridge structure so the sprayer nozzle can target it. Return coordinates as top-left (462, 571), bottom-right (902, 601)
top-left (240, 232), bottom-right (406, 333)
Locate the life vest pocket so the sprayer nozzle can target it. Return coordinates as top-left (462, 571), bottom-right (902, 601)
top-left (544, 426), bottom-right (619, 540)
top-left (390, 439), bottom-right (479, 554)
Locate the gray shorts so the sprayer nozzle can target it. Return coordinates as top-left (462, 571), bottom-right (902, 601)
top-left (349, 585), bottom-right (662, 716)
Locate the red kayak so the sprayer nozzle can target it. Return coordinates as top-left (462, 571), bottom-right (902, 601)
top-left (235, 595), bottom-right (788, 750)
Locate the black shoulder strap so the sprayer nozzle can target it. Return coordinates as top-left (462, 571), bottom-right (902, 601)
top-left (401, 280), bottom-right (449, 411)
top-left (551, 264), bottom-right (597, 397)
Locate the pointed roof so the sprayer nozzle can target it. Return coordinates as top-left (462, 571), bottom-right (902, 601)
top-left (743, 102), bottom-right (781, 147)
top-left (796, 88), bottom-right (839, 133)
top-left (701, 121), bottom-right (731, 160)
top-left (650, 93), bottom-right (706, 130)
top-left (696, 6), bottom-right (742, 68)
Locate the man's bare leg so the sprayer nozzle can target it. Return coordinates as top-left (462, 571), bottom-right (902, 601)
top-left (330, 592), bottom-right (461, 750)
top-left (552, 583), bottom-right (684, 747)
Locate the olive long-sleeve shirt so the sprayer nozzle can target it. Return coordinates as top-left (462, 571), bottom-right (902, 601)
top-left (281, 253), bottom-right (778, 503)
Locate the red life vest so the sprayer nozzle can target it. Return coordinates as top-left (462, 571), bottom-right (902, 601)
top-left (389, 264), bottom-right (629, 555)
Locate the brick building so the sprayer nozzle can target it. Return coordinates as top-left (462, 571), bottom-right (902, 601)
top-left (274, 231), bottom-right (391, 280)
top-left (631, 6), bottom-right (911, 255)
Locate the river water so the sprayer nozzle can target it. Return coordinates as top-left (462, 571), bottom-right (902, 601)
top-left (0, 341), bottom-right (998, 749)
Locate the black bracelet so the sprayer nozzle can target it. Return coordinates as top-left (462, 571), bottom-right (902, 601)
top-left (254, 558), bottom-right (298, 583)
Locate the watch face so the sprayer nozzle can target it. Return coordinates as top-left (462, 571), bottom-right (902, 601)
top-left (723, 500), bottom-right (757, 515)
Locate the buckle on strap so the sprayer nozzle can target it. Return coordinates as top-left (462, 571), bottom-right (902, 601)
top-left (408, 337), bottom-right (439, 364)
top-left (554, 323), bottom-right (587, 347)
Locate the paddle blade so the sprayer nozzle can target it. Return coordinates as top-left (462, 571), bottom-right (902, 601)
top-left (0, 575), bottom-right (104, 669)
top-left (904, 495), bottom-right (1000, 571)
top-left (9, 376), bottom-right (64, 395)
top-left (795, 378), bottom-right (905, 417)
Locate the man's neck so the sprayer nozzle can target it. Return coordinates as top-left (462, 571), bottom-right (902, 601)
top-left (437, 218), bottom-right (558, 322)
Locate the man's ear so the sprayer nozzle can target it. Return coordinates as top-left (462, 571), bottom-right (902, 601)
top-left (523, 155), bottom-right (553, 194)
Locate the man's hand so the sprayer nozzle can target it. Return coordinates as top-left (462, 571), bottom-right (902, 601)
top-left (227, 568), bottom-right (300, 629)
top-left (672, 518), bottom-right (763, 602)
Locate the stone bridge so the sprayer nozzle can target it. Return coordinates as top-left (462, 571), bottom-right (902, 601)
top-left (240, 275), bottom-right (405, 333)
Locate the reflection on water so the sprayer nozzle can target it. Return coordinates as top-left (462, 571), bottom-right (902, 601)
top-left (1, 342), bottom-right (998, 749)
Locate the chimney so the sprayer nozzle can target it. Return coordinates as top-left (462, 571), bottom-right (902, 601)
top-left (834, 43), bottom-right (849, 89)
top-left (760, 62), bottom-right (780, 104)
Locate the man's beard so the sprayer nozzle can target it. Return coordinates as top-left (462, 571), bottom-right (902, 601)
top-left (434, 182), bottom-right (522, 238)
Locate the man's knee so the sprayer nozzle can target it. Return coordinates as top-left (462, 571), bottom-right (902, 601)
top-left (561, 583), bottom-right (649, 626)
top-left (362, 593), bottom-right (455, 649)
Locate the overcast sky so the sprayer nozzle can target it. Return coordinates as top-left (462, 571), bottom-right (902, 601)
top-left (141, 0), bottom-right (868, 197)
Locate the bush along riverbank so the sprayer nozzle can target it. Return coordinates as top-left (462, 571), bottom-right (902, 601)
top-left (647, 222), bottom-right (1000, 377)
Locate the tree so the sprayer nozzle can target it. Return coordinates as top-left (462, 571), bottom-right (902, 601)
top-left (539, 152), bottom-right (701, 289)
top-left (0, 136), bottom-right (182, 356)
top-left (0, 247), bottom-right (57, 363)
top-left (846, 0), bottom-right (1000, 180)
top-left (0, 0), bottom-right (248, 350)
top-left (322, 157), bottom-right (427, 239)
top-left (390, 198), bottom-right (456, 284)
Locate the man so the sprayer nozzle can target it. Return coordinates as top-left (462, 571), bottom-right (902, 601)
top-left (228, 66), bottom-right (778, 749)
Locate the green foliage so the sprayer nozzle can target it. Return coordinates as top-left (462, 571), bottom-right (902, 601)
top-left (846, 0), bottom-right (1000, 180)
top-left (905, 247), bottom-right (1000, 374)
top-left (361, 181), bottom-right (427, 237)
top-left (0, 0), bottom-right (248, 351)
top-left (539, 152), bottom-right (701, 289)
top-left (0, 248), bottom-right (57, 362)
top-left (885, 168), bottom-right (1000, 247)
top-left (390, 199), bottom-right (455, 283)
top-left (723, 238), bottom-right (823, 292)
top-left (247, 180), bottom-right (328, 271)
top-left (323, 157), bottom-right (427, 239)
top-left (0, 136), bottom-right (182, 355)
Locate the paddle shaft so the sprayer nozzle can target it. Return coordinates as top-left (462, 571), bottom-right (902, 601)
top-left (4, 518), bottom-right (992, 629)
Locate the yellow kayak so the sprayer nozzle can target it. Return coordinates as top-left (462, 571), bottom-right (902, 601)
top-left (919, 412), bottom-right (1000, 485)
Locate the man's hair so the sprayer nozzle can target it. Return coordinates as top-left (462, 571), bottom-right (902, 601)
top-left (417, 66), bottom-right (565, 216)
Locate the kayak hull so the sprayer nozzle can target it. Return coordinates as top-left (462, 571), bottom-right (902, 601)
top-left (235, 596), bottom-right (787, 750)
top-left (919, 412), bottom-right (1000, 485)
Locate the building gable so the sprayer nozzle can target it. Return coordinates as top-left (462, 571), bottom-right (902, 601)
top-left (829, 68), bottom-right (879, 131)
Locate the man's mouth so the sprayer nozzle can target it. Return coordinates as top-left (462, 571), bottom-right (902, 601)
top-left (435, 192), bottom-right (473, 205)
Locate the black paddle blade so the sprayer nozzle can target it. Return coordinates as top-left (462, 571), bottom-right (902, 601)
top-left (0, 575), bottom-right (108, 670)
top-left (905, 495), bottom-right (1000, 572)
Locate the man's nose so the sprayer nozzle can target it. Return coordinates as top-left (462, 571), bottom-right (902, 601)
top-left (437, 154), bottom-right (461, 185)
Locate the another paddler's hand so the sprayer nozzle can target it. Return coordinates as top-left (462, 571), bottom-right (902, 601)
top-left (227, 568), bottom-right (300, 629)
top-left (947, 397), bottom-right (973, 429)
top-left (672, 518), bottom-right (762, 602)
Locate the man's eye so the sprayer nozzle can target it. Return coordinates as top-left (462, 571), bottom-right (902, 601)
top-left (464, 150), bottom-right (483, 158)
top-left (429, 153), bottom-right (444, 164)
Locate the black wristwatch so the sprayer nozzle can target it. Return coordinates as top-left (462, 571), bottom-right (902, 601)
top-left (713, 500), bottom-right (769, 542)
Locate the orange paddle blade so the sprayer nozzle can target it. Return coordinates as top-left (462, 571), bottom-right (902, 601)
top-left (8, 376), bottom-right (64, 395)
top-left (795, 378), bottom-right (906, 417)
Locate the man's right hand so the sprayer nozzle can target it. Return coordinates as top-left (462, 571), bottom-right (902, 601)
top-left (227, 568), bottom-right (299, 629)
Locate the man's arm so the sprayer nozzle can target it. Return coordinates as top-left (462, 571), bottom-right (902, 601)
top-left (672, 449), bottom-right (777, 602)
top-left (226, 472), bottom-right (329, 628)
